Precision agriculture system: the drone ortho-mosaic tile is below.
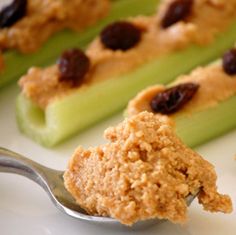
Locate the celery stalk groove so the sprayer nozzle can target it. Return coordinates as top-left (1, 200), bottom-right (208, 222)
top-left (16, 18), bottom-right (236, 147)
top-left (0, 0), bottom-right (160, 89)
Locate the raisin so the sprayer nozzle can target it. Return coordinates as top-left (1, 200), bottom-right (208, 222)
top-left (222, 48), bottom-right (236, 75)
top-left (0, 0), bottom-right (27, 28)
top-left (58, 48), bottom-right (90, 87)
top-left (100, 21), bottom-right (142, 51)
top-left (161, 0), bottom-right (194, 28)
top-left (150, 83), bottom-right (199, 114)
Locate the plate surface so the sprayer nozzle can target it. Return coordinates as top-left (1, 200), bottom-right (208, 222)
top-left (0, 84), bottom-right (235, 235)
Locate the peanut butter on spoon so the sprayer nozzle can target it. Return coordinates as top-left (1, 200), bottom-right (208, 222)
top-left (64, 112), bottom-right (232, 226)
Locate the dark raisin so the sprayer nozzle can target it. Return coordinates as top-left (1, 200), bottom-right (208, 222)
top-left (58, 48), bottom-right (90, 87)
top-left (161, 0), bottom-right (194, 28)
top-left (222, 48), bottom-right (236, 75)
top-left (100, 21), bottom-right (142, 51)
top-left (150, 83), bottom-right (199, 114)
top-left (0, 0), bottom-right (27, 28)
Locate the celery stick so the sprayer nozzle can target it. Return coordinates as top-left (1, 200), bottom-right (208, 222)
top-left (0, 0), bottom-right (160, 89)
top-left (175, 96), bottom-right (236, 148)
top-left (16, 19), bottom-right (236, 147)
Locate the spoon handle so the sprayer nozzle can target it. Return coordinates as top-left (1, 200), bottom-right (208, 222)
top-left (0, 147), bottom-right (51, 188)
top-left (0, 147), bottom-right (85, 216)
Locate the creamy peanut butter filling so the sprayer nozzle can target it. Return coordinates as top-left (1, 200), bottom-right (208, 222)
top-left (19, 0), bottom-right (236, 109)
top-left (64, 111), bottom-right (232, 226)
top-left (87, 0), bottom-right (236, 82)
top-left (0, 0), bottom-right (109, 53)
top-left (127, 62), bottom-right (236, 117)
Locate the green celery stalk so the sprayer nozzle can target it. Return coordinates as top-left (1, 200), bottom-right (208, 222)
top-left (16, 19), bottom-right (236, 147)
top-left (0, 0), bottom-right (160, 89)
top-left (175, 96), bottom-right (236, 148)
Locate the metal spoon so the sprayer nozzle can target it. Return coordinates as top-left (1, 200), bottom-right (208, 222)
top-left (0, 147), bottom-right (197, 227)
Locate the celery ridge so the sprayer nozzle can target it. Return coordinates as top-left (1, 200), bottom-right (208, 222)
top-left (16, 17), bottom-right (236, 147)
top-left (0, 0), bottom-right (160, 89)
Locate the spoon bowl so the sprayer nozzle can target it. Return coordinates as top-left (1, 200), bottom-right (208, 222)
top-left (0, 147), bottom-right (197, 227)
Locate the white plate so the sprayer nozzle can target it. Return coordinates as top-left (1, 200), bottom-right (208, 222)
top-left (0, 84), bottom-right (235, 235)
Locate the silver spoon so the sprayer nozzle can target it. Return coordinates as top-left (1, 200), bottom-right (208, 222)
top-left (0, 147), bottom-right (197, 227)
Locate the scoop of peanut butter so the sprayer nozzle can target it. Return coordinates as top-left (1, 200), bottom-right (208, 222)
top-left (64, 111), bottom-right (232, 226)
